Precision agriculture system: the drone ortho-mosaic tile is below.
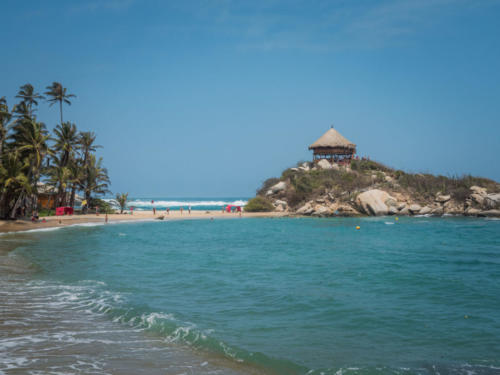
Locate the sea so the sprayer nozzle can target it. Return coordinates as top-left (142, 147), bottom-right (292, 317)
top-left (103, 197), bottom-right (248, 211)
top-left (1, 208), bottom-right (500, 374)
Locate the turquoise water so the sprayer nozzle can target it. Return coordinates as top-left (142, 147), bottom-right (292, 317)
top-left (4, 217), bottom-right (500, 374)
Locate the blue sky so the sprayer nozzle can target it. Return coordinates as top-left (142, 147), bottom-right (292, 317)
top-left (2, 0), bottom-right (500, 197)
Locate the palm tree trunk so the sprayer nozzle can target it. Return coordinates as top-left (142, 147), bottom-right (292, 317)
top-left (85, 189), bottom-right (91, 213)
top-left (0, 192), bottom-right (8, 219)
top-left (69, 184), bottom-right (76, 208)
top-left (10, 190), bottom-right (25, 219)
top-left (59, 100), bottom-right (63, 125)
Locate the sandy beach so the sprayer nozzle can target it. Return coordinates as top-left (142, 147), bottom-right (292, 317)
top-left (0, 210), bottom-right (287, 234)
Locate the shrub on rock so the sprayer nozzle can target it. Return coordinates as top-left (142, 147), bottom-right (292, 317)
top-left (245, 197), bottom-right (275, 212)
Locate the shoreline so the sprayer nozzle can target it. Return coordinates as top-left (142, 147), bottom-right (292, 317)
top-left (1, 210), bottom-right (498, 236)
top-left (0, 210), bottom-right (287, 234)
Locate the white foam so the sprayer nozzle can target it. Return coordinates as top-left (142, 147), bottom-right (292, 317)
top-left (0, 226), bottom-right (63, 236)
top-left (121, 199), bottom-right (248, 208)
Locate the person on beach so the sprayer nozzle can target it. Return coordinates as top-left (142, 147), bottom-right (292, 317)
top-left (180, 207), bottom-right (183, 215)
top-left (152, 200), bottom-right (156, 215)
top-left (105, 213), bottom-right (108, 223)
top-left (188, 205), bottom-right (191, 214)
top-left (96, 206), bottom-right (99, 216)
top-left (130, 206), bottom-right (134, 215)
top-left (167, 207), bottom-right (170, 215)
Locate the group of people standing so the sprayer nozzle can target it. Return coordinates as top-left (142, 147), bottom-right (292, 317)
top-left (149, 200), bottom-right (191, 215)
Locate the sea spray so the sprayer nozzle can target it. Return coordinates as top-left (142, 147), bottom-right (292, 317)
top-left (103, 197), bottom-right (248, 210)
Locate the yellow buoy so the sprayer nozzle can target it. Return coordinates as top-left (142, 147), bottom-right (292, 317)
top-left (395, 217), bottom-right (399, 221)
top-left (356, 226), bottom-right (360, 230)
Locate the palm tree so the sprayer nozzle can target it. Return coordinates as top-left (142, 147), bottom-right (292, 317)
top-left (12, 101), bottom-right (31, 120)
top-left (80, 154), bottom-right (110, 206)
top-left (15, 84), bottom-right (44, 117)
top-left (44, 82), bottom-right (75, 125)
top-left (0, 151), bottom-right (31, 218)
top-left (67, 159), bottom-right (84, 208)
top-left (9, 118), bottom-right (50, 216)
top-left (53, 122), bottom-right (79, 167)
top-left (79, 131), bottom-right (100, 167)
top-left (115, 192), bottom-right (128, 214)
top-left (0, 97), bottom-right (10, 162)
top-left (46, 155), bottom-right (71, 207)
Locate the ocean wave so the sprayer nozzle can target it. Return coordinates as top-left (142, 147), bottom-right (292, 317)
top-left (104, 199), bottom-right (247, 208)
top-left (0, 226), bottom-right (64, 236)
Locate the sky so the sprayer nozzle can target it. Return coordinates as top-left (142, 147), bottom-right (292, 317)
top-left (1, 0), bottom-right (500, 197)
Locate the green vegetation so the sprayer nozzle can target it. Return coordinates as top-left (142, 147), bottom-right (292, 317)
top-left (393, 171), bottom-right (498, 201)
top-left (244, 196), bottom-right (275, 212)
top-left (256, 177), bottom-right (280, 196)
top-left (256, 158), bottom-right (499, 209)
top-left (0, 83), bottom-right (110, 219)
top-left (115, 193), bottom-right (129, 214)
top-left (90, 198), bottom-right (115, 214)
top-left (282, 168), bottom-right (373, 207)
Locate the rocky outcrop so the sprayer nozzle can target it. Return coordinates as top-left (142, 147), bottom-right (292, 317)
top-left (479, 209), bottom-right (500, 217)
top-left (388, 206), bottom-right (399, 215)
top-left (485, 194), bottom-right (500, 209)
top-left (299, 162), bottom-right (311, 172)
top-left (419, 206), bottom-right (432, 215)
top-left (311, 205), bottom-right (331, 217)
top-left (355, 189), bottom-right (396, 216)
top-left (470, 186), bottom-right (487, 195)
top-left (266, 181), bottom-right (287, 196)
top-left (273, 200), bottom-right (288, 212)
top-left (408, 204), bottom-right (422, 214)
top-left (435, 194), bottom-right (451, 203)
top-left (316, 159), bottom-right (339, 171)
top-left (443, 200), bottom-right (463, 215)
top-left (257, 160), bottom-right (500, 217)
top-left (317, 159), bottom-right (332, 170)
top-left (296, 202), bottom-right (314, 215)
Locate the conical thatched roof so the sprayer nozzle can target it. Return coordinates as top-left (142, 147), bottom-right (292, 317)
top-left (309, 128), bottom-right (356, 150)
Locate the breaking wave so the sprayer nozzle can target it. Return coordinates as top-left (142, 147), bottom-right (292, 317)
top-left (104, 198), bottom-right (248, 209)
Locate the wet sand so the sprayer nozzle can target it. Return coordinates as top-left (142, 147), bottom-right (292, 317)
top-left (0, 210), bottom-right (286, 234)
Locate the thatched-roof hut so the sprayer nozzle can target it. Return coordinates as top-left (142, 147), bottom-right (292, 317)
top-left (309, 127), bottom-right (356, 163)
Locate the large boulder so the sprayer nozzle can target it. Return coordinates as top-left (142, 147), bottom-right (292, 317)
top-left (470, 186), bottom-right (487, 196)
top-left (435, 194), bottom-right (451, 203)
top-left (273, 200), bottom-right (288, 210)
top-left (317, 159), bottom-right (333, 170)
top-left (275, 205), bottom-right (285, 212)
top-left (470, 193), bottom-right (485, 206)
top-left (484, 193), bottom-right (500, 209)
top-left (408, 204), bottom-right (422, 214)
top-left (331, 203), bottom-right (360, 216)
top-left (444, 200), bottom-right (463, 215)
top-left (355, 189), bottom-right (395, 216)
top-left (478, 209), bottom-right (500, 217)
top-left (270, 181), bottom-right (287, 193)
top-left (296, 202), bottom-right (314, 215)
top-left (311, 205), bottom-right (331, 217)
top-left (299, 162), bottom-right (311, 172)
top-left (465, 207), bottom-right (481, 216)
top-left (388, 206), bottom-right (399, 215)
top-left (431, 206), bottom-right (444, 216)
top-left (419, 206), bottom-right (432, 215)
